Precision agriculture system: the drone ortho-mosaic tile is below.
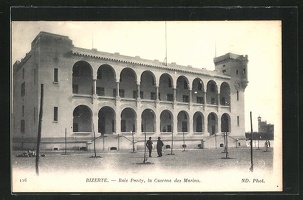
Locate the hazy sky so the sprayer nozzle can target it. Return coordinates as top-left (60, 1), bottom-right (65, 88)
top-left (12, 21), bottom-right (282, 133)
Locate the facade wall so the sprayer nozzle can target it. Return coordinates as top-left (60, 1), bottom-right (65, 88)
top-left (13, 32), bottom-right (248, 150)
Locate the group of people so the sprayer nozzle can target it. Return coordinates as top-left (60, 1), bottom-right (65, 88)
top-left (146, 137), bottom-right (164, 157)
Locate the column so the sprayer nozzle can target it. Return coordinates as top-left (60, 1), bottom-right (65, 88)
top-left (116, 113), bottom-right (121, 135)
top-left (188, 89), bottom-right (192, 109)
top-left (116, 81), bottom-right (120, 98)
top-left (173, 88), bottom-right (177, 102)
top-left (93, 111), bottom-right (98, 135)
top-left (203, 91), bottom-right (207, 111)
top-left (217, 93), bottom-right (220, 112)
top-left (93, 79), bottom-right (97, 95)
top-left (155, 110), bottom-right (160, 136)
top-left (217, 117), bottom-right (221, 135)
top-left (203, 115), bottom-right (207, 135)
top-left (137, 84), bottom-right (140, 99)
top-left (189, 112), bottom-right (193, 135)
top-left (173, 111), bottom-right (178, 135)
top-left (136, 112), bottom-right (142, 135)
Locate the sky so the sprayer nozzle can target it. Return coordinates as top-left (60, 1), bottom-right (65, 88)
top-left (11, 21), bottom-right (282, 133)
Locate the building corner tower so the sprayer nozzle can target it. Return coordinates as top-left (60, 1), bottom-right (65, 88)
top-left (213, 53), bottom-right (249, 137)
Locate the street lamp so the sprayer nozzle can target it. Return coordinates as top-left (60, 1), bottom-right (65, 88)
top-left (182, 131), bottom-right (185, 152)
top-left (143, 118), bottom-right (147, 163)
top-left (131, 131), bottom-right (135, 153)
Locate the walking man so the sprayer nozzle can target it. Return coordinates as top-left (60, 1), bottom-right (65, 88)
top-left (146, 137), bottom-right (153, 157)
top-left (157, 137), bottom-right (164, 157)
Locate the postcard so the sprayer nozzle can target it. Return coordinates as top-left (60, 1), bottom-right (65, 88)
top-left (11, 21), bottom-right (282, 192)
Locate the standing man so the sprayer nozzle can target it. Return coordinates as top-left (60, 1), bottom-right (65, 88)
top-left (146, 137), bottom-right (153, 157)
top-left (157, 137), bottom-right (164, 157)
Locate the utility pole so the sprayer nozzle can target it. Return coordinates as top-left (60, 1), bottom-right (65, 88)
top-left (36, 84), bottom-right (44, 176)
top-left (93, 123), bottom-right (96, 157)
top-left (143, 118), bottom-right (147, 163)
top-left (132, 131), bottom-right (135, 153)
top-left (182, 131), bottom-right (185, 152)
top-left (64, 128), bottom-right (67, 155)
top-left (250, 111), bottom-right (254, 172)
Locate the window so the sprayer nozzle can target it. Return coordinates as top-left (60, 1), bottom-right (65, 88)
top-left (72, 84), bottom-right (78, 94)
top-left (237, 116), bottom-right (240, 126)
top-left (197, 97), bottom-right (203, 104)
top-left (54, 68), bottom-right (58, 83)
top-left (112, 120), bottom-right (115, 132)
top-left (184, 81), bottom-right (188, 89)
top-left (182, 121), bottom-right (187, 132)
top-left (221, 97), bottom-right (226, 105)
top-left (73, 123), bottom-right (78, 132)
top-left (167, 125), bottom-right (172, 132)
top-left (222, 70), bottom-right (226, 73)
top-left (236, 70), bottom-right (239, 75)
top-left (211, 114), bottom-right (216, 120)
top-left (223, 65), bottom-right (225, 67)
top-left (184, 113), bottom-right (187, 120)
top-left (97, 87), bottom-right (104, 96)
top-left (151, 92), bottom-right (156, 100)
top-left (243, 69), bottom-right (246, 74)
top-left (133, 91), bottom-right (138, 99)
top-left (168, 79), bottom-right (172, 87)
top-left (21, 120), bottom-right (25, 133)
top-left (21, 82), bottom-right (25, 97)
top-left (73, 69), bottom-right (79, 77)
top-left (198, 82), bottom-right (202, 91)
top-left (22, 105), bottom-right (24, 117)
top-left (54, 107), bottom-right (58, 122)
top-left (158, 93), bottom-right (161, 100)
top-left (113, 89), bottom-right (117, 97)
top-left (121, 120), bottom-right (126, 132)
top-left (210, 84), bottom-right (215, 92)
top-left (237, 91), bottom-right (239, 101)
top-left (97, 71), bottom-right (102, 79)
top-left (119, 89), bottom-right (125, 98)
top-left (22, 68), bottom-right (25, 79)
top-left (167, 94), bottom-right (173, 101)
top-left (183, 95), bottom-right (189, 103)
top-left (211, 98), bottom-right (215, 104)
top-left (140, 91), bottom-right (143, 99)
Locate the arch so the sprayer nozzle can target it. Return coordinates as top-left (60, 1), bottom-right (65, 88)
top-left (206, 80), bottom-right (218, 105)
top-left (140, 71), bottom-right (157, 100)
top-left (176, 76), bottom-right (190, 102)
top-left (177, 111), bottom-right (189, 133)
top-left (193, 112), bottom-right (204, 133)
top-left (98, 106), bottom-right (116, 134)
top-left (221, 113), bottom-right (231, 132)
top-left (72, 61), bottom-right (93, 95)
top-left (121, 108), bottom-right (136, 133)
top-left (160, 110), bottom-right (173, 133)
top-left (159, 73), bottom-right (174, 101)
top-left (96, 64), bottom-right (116, 97)
top-left (72, 105), bottom-right (93, 132)
top-left (192, 78), bottom-right (205, 104)
top-left (119, 68), bottom-right (137, 99)
top-left (207, 112), bottom-right (218, 135)
top-left (141, 109), bottom-right (156, 133)
top-left (220, 82), bottom-right (231, 106)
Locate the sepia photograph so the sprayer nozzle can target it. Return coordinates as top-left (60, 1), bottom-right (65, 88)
top-left (11, 20), bottom-right (282, 193)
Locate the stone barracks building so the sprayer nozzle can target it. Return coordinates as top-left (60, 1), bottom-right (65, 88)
top-left (12, 32), bottom-right (249, 151)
